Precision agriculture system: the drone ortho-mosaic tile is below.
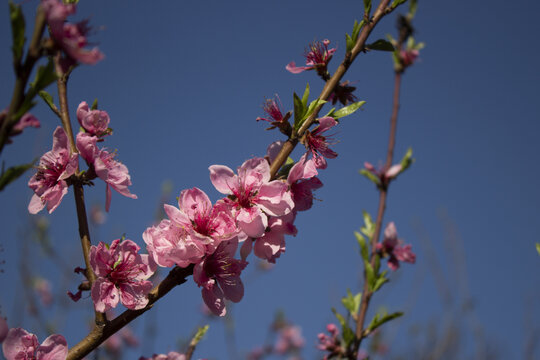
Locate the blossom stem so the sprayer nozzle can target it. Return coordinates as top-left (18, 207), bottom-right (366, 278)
top-left (351, 64), bottom-right (403, 358)
top-left (53, 54), bottom-right (106, 326)
top-left (0, 6), bottom-right (46, 156)
top-left (269, 0), bottom-right (394, 179)
top-left (66, 265), bottom-right (194, 360)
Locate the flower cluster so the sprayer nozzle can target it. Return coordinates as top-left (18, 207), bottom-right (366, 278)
top-left (28, 101), bottom-right (136, 214)
top-left (317, 323), bottom-right (345, 359)
top-left (286, 39), bottom-right (336, 77)
top-left (376, 222), bottom-right (416, 271)
top-left (144, 131), bottom-right (334, 315)
top-left (41, 0), bottom-right (104, 68)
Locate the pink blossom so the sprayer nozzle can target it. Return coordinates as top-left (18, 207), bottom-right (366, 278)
top-left (400, 49), bottom-right (419, 67)
top-left (252, 212), bottom-right (297, 263)
top-left (90, 239), bottom-right (155, 312)
top-left (193, 239), bottom-right (247, 316)
top-left (28, 127), bottom-right (78, 214)
top-left (364, 161), bottom-right (402, 185)
top-left (76, 132), bottom-right (137, 211)
top-left (143, 219), bottom-right (205, 268)
top-left (2, 328), bottom-right (67, 360)
top-left (76, 101), bottom-right (111, 137)
top-left (304, 117), bottom-right (338, 169)
top-left (163, 188), bottom-right (238, 250)
top-left (376, 222), bottom-right (416, 271)
top-left (41, 0), bottom-right (104, 66)
top-left (286, 39), bottom-right (336, 75)
top-left (33, 278), bottom-right (53, 306)
top-left (317, 323), bottom-right (344, 359)
top-left (209, 158), bottom-right (294, 238)
top-left (0, 110), bottom-right (40, 144)
top-left (0, 317), bottom-right (7, 343)
top-left (139, 352), bottom-right (186, 360)
top-left (287, 154), bottom-right (323, 211)
top-left (256, 95), bottom-right (284, 123)
top-left (274, 325), bottom-right (305, 354)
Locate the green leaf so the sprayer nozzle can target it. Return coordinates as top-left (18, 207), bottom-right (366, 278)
top-left (363, 0), bottom-right (372, 14)
top-left (332, 101), bottom-right (366, 119)
top-left (63, 0), bottom-right (80, 4)
top-left (409, 0), bottom-right (418, 18)
top-left (391, 0), bottom-right (408, 9)
top-left (365, 260), bottom-right (375, 290)
top-left (342, 324), bottom-right (355, 347)
top-left (536, 243), bottom-right (540, 256)
top-left (399, 147), bottom-right (415, 172)
top-left (373, 252), bottom-right (381, 274)
top-left (304, 99), bottom-right (326, 121)
top-left (91, 98), bottom-right (98, 110)
top-left (0, 160), bottom-right (36, 192)
top-left (346, 33), bottom-right (354, 53)
top-left (352, 20), bottom-right (363, 42)
top-left (331, 308), bottom-right (346, 328)
top-left (367, 311), bottom-right (403, 333)
top-left (341, 289), bottom-right (361, 316)
top-left (9, 1), bottom-right (26, 63)
top-left (367, 39), bottom-right (395, 52)
top-left (301, 83), bottom-right (310, 109)
top-left (359, 168), bottom-right (380, 186)
top-left (361, 211), bottom-right (375, 238)
top-left (373, 272), bottom-right (389, 292)
top-left (355, 231), bottom-right (369, 262)
top-left (191, 325), bottom-right (209, 345)
top-left (38, 90), bottom-right (56, 112)
top-left (293, 92), bottom-right (305, 130)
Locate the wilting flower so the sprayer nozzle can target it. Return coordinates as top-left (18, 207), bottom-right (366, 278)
top-left (193, 239), bottom-right (247, 316)
top-left (286, 39), bottom-right (336, 75)
top-left (76, 132), bottom-right (137, 211)
top-left (163, 187), bottom-right (238, 250)
top-left (90, 239), bottom-right (155, 312)
top-left (304, 117), bottom-right (338, 169)
top-left (76, 101), bottom-right (111, 137)
top-left (256, 96), bottom-right (284, 123)
top-left (274, 325), bottom-right (305, 354)
top-left (328, 81), bottom-right (358, 106)
top-left (287, 153), bottom-right (323, 212)
top-left (143, 219), bottom-right (205, 268)
top-left (209, 158), bottom-right (294, 238)
top-left (376, 222), bottom-right (416, 271)
top-left (28, 127), bottom-right (78, 214)
top-left (139, 352), bottom-right (186, 360)
top-left (41, 0), bottom-right (104, 66)
top-left (2, 328), bottom-right (67, 360)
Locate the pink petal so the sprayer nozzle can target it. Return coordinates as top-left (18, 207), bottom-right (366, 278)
top-left (237, 207), bottom-right (267, 238)
top-left (91, 278), bottom-right (118, 312)
top-left (219, 276), bottom-right (244, 303)
top-left (163, 204), bottom-right (190, 226)
top-left (385, 164), bottom-right (402, 179)
top-left (118, 281), bottom-right (153, 310)
top-left (209, 165), bottom-right (236, 195)
top-left (266, 141), bottom-right (284, 165)
top-left (36, 334), bottom-right (68, 360)
top-left (202, 284), bottom-right (226, 316)
top-left (178, 187), bottom-right (212, 219)
top-left (2, 328), bottom-right (38, 360)
top-left (285, 61), bottom-right (310, 74)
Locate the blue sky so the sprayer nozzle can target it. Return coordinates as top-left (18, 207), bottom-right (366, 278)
top-left (0, 0), bottom-right (539, 359)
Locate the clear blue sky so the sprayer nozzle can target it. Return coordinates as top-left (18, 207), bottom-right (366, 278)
top-left (0, 0), bottom-right (539, 359)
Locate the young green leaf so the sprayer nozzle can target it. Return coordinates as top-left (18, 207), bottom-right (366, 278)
top-left (391, 0), bottom-right (408, 9)
top-left (293, 92), bottom-right (305, 130)
top-left (363, 0), bottom-right (372, 15)
top-left (91, 98), bottom-right (99, 110)
top-left (352, 20), bottom-right (363, 42)
top-left (346, 33), bottom-right (354, 53)
top-left (359, 168), bottom-right (380, 186)
top-left (399, 147), bottom-right (415, 172)
top-left (355, 231), bottom-right (369, 262)
top-left (191, 325), bottom-right (209, 346)
top-left (0, 159), bottom-right (36, 192)
top-left (409, 0), bottom-right (418, 18)
top-left (38, 91), bottom-right (56, 113)
top-left (372, 273), bottom-right (389, 292)
top-left (366, 39), bottom-right (395, 52)
top-left (367, 311), bottom-right (403, 333)
top-left (332, 101), bottom-right (365, 119)
top-left (536, 243), bottom-right (540, 256)
top-left (331, 307), bottom-right (346, 328)
top-left (29, 59), bottom-right (58, 98)
top-left (361, 211), bottom-right (375, 238)
top-left (304, 99), bottom-right (327, 121)
top-left (9, 1), bottom-right (26, 63)
top-left (342, 325), bottom-right (355, 347)
top-left (341, 289), bottom-right (357, 315)
top-left (301, 83), bottom-right (310, 109)
top-left (364, 260), bottom-right (375, 290)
